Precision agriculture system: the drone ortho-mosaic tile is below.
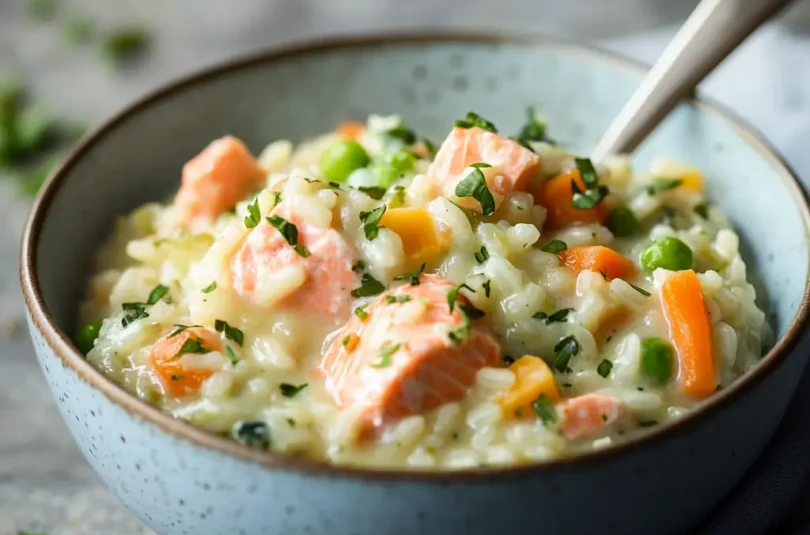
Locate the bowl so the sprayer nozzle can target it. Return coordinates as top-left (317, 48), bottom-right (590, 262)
top-left (20, 33), bottom-right (810, 535)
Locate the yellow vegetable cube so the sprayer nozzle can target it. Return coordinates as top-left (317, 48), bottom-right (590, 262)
top-left (499, 355), bottom-right (560, 419)
top-left (379, 207), bottom-right (449, 271)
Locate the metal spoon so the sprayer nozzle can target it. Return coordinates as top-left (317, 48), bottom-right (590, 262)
top-left (592, 0), bottom-right (795, 162)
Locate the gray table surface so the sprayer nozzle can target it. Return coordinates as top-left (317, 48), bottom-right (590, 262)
top-left (3, 1), bottom-right (810, 534)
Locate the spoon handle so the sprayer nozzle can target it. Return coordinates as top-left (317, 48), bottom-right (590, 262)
top-left (591, 0), bottom-right (794, 161)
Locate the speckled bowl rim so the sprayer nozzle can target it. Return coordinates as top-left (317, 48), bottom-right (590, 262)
top-left (20, 31), bottom-right (810, 482)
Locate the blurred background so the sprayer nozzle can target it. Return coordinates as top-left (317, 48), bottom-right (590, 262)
top-left (2, 1), bottom-right (810, 534)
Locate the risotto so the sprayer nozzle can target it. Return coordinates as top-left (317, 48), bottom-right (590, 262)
top-left (76, 110), bottom-right (771, 469)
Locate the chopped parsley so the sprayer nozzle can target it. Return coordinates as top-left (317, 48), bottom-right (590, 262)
top-left (351, 260), bottom-right (366, 273)
top-left (169, 324), bottom-right (202, 337)
top-left (574, 157), bottom-right (599, 187)
top-left (232, 421), bottom-right (270, 449)
top-left (279, 383), bottom-right (308, 397)
top-left (214, 319), bottom-right (244, 346)
top-left (517, 106), bottom-right (553, 144)
top-left (386, 125), bottom-right (417, 145)
top-left (394, 263), bottom-right (425, 286)
top-left (459, 303), bottom-right (485, 320)
top-left (121, 302), bottom-right (149, 327)
top-left (350, 273), bottom-right (386, 298)
top-left (482, 279), bottom-right (492, 298)
top-left (446, 283), bottom-right (475, 313)
top-left (353, 305), bottom-right (369, 320)
top-left (552, 335), bottom-right (579, 372)
top-left (694, 202), bottom-right (710, 219)
top-left (474, 245), bottom-right (490, 264)
top-left (341, 335), bottom-right (352, 347)
top-left (225, 346), bottom-right (240, 365)
top-left (358, 186), bottom-right (386, 200)
top-left (201, 281), bottom-right (217, 294)
top-left (534, 308), bottom-right (573, 324)
top-left (540, 239), bottom-right (567, 254)
top-left (386, 185), bottom-right (407, 208)
top-left (170, 374), bottom-right (183, 381)
top-left (628, 283), bottom-right (651, 297)
top-left (177, 337), bottom-right (209, 356)
top-left (532, 394), bottom-right (557, 425)
top-left (272, 190), bottom-right (283, 207)
top-left (146, 284), bottom-right (169, 305)
top-left (572, 179), bottom-right (609, 209)
top-left (244, 199), bottom-right (261, 228)
top-left (647, 178), bottom-right (682, 195)
top-left (371, 342), bottom-right (401, 368)
top-left (510, 136), bottom-right (536, 153)
top-left (455, 163), bottom-right (495, 216)
top-left (454, 111), bottom-right (497, 133)
top-left (385, 295), bottom-right (412, 304)
top-left (102, 26), bottom-right (150, 64)
top-left (359, 205), bottom-right (386, 240)
top-left (267, 215), bottom-right (310, 257)
top-left (597, 359), bottom-right (613, 378)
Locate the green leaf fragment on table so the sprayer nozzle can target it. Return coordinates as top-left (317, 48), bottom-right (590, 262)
top-left (102, 26), bottom-right (150, 64)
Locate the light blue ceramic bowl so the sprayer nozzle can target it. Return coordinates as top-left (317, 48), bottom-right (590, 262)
top-left (20, 34), bottom-right (810, 535)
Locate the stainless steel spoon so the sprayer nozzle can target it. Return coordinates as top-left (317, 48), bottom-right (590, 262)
top-left (592, 0), bottom-right (796, 162)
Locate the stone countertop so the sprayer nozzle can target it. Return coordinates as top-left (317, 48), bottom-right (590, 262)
top-left (2, 1), bottom-right (810, 534)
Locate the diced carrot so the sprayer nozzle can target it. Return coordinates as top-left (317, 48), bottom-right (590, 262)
top-left (537, 169), bottom-right (607, 229)
top-left (174, 136), bottom-right (266, 224)
top-left (559, 246), bottom-right (634, 280)
top-left (660, 270), bottom-right (716, 398)
top-left (337, 121), bottom-right (366, 140)
top-left (561, 394), bottom-right (628, 440)
top-left (378, 207), bottom-right (450, 271)
top-left (149, 328), bottom-right (223, 398)
top-left (499, 356), bottom-right (560, 419)
top-left (427, 126), bottom-right (541, 205)
top-left (320, 274), bottom-right (501, 436)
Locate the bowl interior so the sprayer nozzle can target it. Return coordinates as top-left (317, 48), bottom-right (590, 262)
top-left (31, 37), bottom-right (808, 366)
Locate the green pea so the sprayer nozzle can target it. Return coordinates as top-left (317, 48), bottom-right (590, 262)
top-left (606, 207), bottom-right (640, 237)
top-left (640, 337), bottom-right (674, 384)
top-left (640, 237), bottom-right (693, 272)
top-left (319, 140), bottom-right (370, 183)
top-left (372, 149), bottom-right (416, 187)
top-left (75, 321), bottom-right (103, 354)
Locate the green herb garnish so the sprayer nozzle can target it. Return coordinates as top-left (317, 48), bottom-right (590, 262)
top-left (482, 279), bottom-right (491, 298)
top-left (647, 178), bottom-right (682, 195)
top-left (214, 319), bottom-right (244, 346)
top-left (455, 163), bottom-right (495, 216)
top-left (358, 186), bottom-right (386, 200)
top-left (267, 215), bottom-right (310, 257)
top-left (628, 283), bottom-right (651, 297)
top-left (169, 324), bottom-right (202, 337)
top-left (386, 125), bottom-right (417, 145)
top-left (446, 283), bottom-right (475, 313)
top-left (350, 273), bottom-right (386, 298)
top-left (121, 302), bottom-right (148, 327)
top-left (474, 245), bottom-right (489, 264)
top-left (454, 111), bottom-right (497, 133)
top-left (421, 137), bottom-right (437, 158)
top-left (146, 284), bottom-right (169, 305)
top-left (694, 202), bottom-right (710, 219)
top-left (532, 393), bottom-right (557, 425)
top-left (359, 205), bottom-right (386, 241)
top-left (177, 337), bottom-right (209, 355)
top-left (170, 374), bottom-right (183, 381)
top-left (394, 263), bottom-right (425, 286)
top-left (517, 107), bottom-right (553, 144)
top-left (541, 239), bottom-right (567, 254)
top-left (102, 26), bottom-right (150, 64)
top-left (459, 303), bottom-right (485, 320)
top-left (351, 260), bottom-right (366, 273)
top-left (225, 346), bottom-right (239, 365)
top-left (371, 342), bottom-right (401, 368)
top-left (544, 308), bottom-right (573, 324)
top-left (232, 421), bottom-right (270, 449)
top-left (201, 281), bottom-right (217, 294)
top-left (574, 157), bottom-right (599, 187)
top-left (572, 180), bottom-right (609, 209)
top-left (280, 383), bottom-right (308, 397)
top-left (552, 335), bottom-right (579, 372)
top-left (597, 359), bottom-right (613, 378)
top-left (244, 199), bottom-right (261, 228)
top-left (385, 295), bottom-right (412, 304)
top-left (353, 305), bottom-right (369, 320)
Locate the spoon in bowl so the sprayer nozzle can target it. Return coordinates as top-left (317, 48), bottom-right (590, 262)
top-left (592, 0), bottom-right (796, 162)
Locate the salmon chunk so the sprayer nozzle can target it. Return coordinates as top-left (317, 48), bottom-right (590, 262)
top-left (320, 274), bottom-right (501, 436)
top-left (174, 136), bottom-right (266, 224)
top-left (427, 126), bottom-right (541, 205)
top-left (150, 327), bottom-right (223, 398)
top-left (561, 393), bottom-right (629, 440)
top-left (230, 207), bottom-right (359, 318)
